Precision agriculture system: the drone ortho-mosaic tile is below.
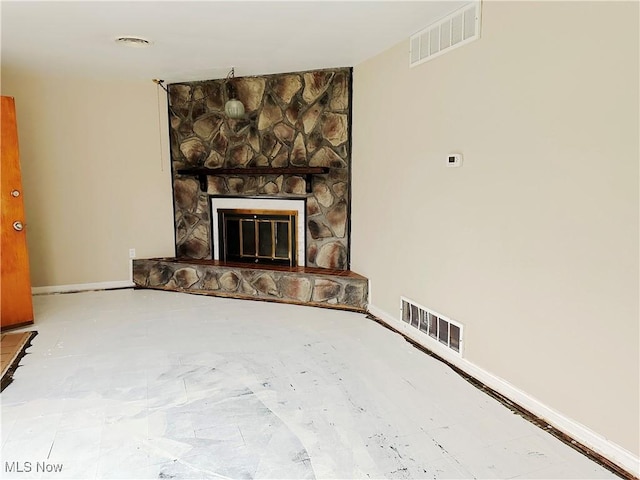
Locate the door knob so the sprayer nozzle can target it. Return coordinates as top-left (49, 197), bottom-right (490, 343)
top-left (11, 190), bottom-right (20, 197)
top-left (13, 221), bottom-right (23, 231)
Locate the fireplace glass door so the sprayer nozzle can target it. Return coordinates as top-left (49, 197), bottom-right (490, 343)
top-left (219, 209), bottom-right (297, 266)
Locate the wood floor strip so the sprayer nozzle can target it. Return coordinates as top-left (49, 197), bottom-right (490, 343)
top-left (1, 331), bottom-right (37, 392)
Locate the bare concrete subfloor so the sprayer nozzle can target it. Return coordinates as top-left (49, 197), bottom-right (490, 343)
top-left (0, 289), bottom-right (618, 479)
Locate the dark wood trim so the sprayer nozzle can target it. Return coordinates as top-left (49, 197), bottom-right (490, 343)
top-left (177, 167), bottom-right (330, 193)
top-left (346, 67), bottom-right (353, 270)
top-left (0, 320), bottom-right (33, 333)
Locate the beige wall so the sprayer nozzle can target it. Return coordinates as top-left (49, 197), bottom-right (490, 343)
top-left (1, 69), bottom-right (175, 287)
top-left (352, 1), bottom-right (639, 455)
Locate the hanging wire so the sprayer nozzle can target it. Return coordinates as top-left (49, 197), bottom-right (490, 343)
top-left (152, 67), bottom-right (237, 110)
top-left (155, 83), bottom-right (165, 172)
top-left (152, 78), bottom-right (169, 93)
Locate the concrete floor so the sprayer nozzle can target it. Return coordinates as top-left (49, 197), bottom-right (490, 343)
top-left (0, 289), bottom-right (618, 479)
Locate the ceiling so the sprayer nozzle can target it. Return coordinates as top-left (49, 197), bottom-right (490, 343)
top-left (1, 1), bottom-right (467, 83)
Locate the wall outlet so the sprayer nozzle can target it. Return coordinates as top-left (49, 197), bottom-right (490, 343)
top-left (129, 248), bottom-right (136, 259)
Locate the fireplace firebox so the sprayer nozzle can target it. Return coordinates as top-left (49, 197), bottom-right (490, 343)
top-left (218, 209), bottom-right (297, 266)
top-left (211, 197), bottom-right (307, 267)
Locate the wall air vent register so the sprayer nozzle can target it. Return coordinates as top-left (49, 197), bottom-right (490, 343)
top-left (401, 297), bottom-right (464, 356)
top-left (409, 0), bottom-right (481, 67)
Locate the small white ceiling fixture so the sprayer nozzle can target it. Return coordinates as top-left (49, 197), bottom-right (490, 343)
top-left (114, 36), bottom-right (153, 48)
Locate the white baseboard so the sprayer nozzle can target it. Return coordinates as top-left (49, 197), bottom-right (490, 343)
top-left (32, 280), bottom-right (135, 295)
top-left (368, 303), bottom-right (640, 477)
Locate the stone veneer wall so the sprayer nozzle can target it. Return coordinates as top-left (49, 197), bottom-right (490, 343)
top-left (169, 68), bottom-right (351, 270)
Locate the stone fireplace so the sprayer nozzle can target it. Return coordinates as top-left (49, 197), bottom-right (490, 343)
top-left (132, 66), bottom-right (368, 311)
top-left (169, 67), bottom-right (352, 270)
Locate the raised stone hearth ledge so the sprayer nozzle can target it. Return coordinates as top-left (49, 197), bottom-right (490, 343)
top-left (133, 258), bottom-right (368, 312)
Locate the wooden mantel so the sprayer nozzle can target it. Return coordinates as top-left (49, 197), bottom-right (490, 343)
top-left (177, 167), bottom-right (331, 193)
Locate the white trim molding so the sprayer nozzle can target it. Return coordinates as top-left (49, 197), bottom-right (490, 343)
top-left (368, 303), bottom-right (640, 478)
top-left (210, 196), bottom-right (306, 267)
top-left (32, 280), bottom-right (135, 295)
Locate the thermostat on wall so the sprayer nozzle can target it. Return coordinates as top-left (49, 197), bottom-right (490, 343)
top-left (447, 153), bottom-right (463, 167)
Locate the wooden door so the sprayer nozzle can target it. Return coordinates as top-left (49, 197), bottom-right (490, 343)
top-left (1, 96), bottom-right (34, 330)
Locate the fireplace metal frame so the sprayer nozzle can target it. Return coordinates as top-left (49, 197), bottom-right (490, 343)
top-left (210, 195), bottom-right (309, 267)
top-left (218, 208), bottom-right (299, 267)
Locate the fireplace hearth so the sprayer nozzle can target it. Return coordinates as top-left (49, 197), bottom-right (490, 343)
top-left (132, 257), bottom-right (368, 312)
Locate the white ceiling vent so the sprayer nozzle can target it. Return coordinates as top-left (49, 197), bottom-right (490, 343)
top-left (409, 0), bottom-right (481, 67)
